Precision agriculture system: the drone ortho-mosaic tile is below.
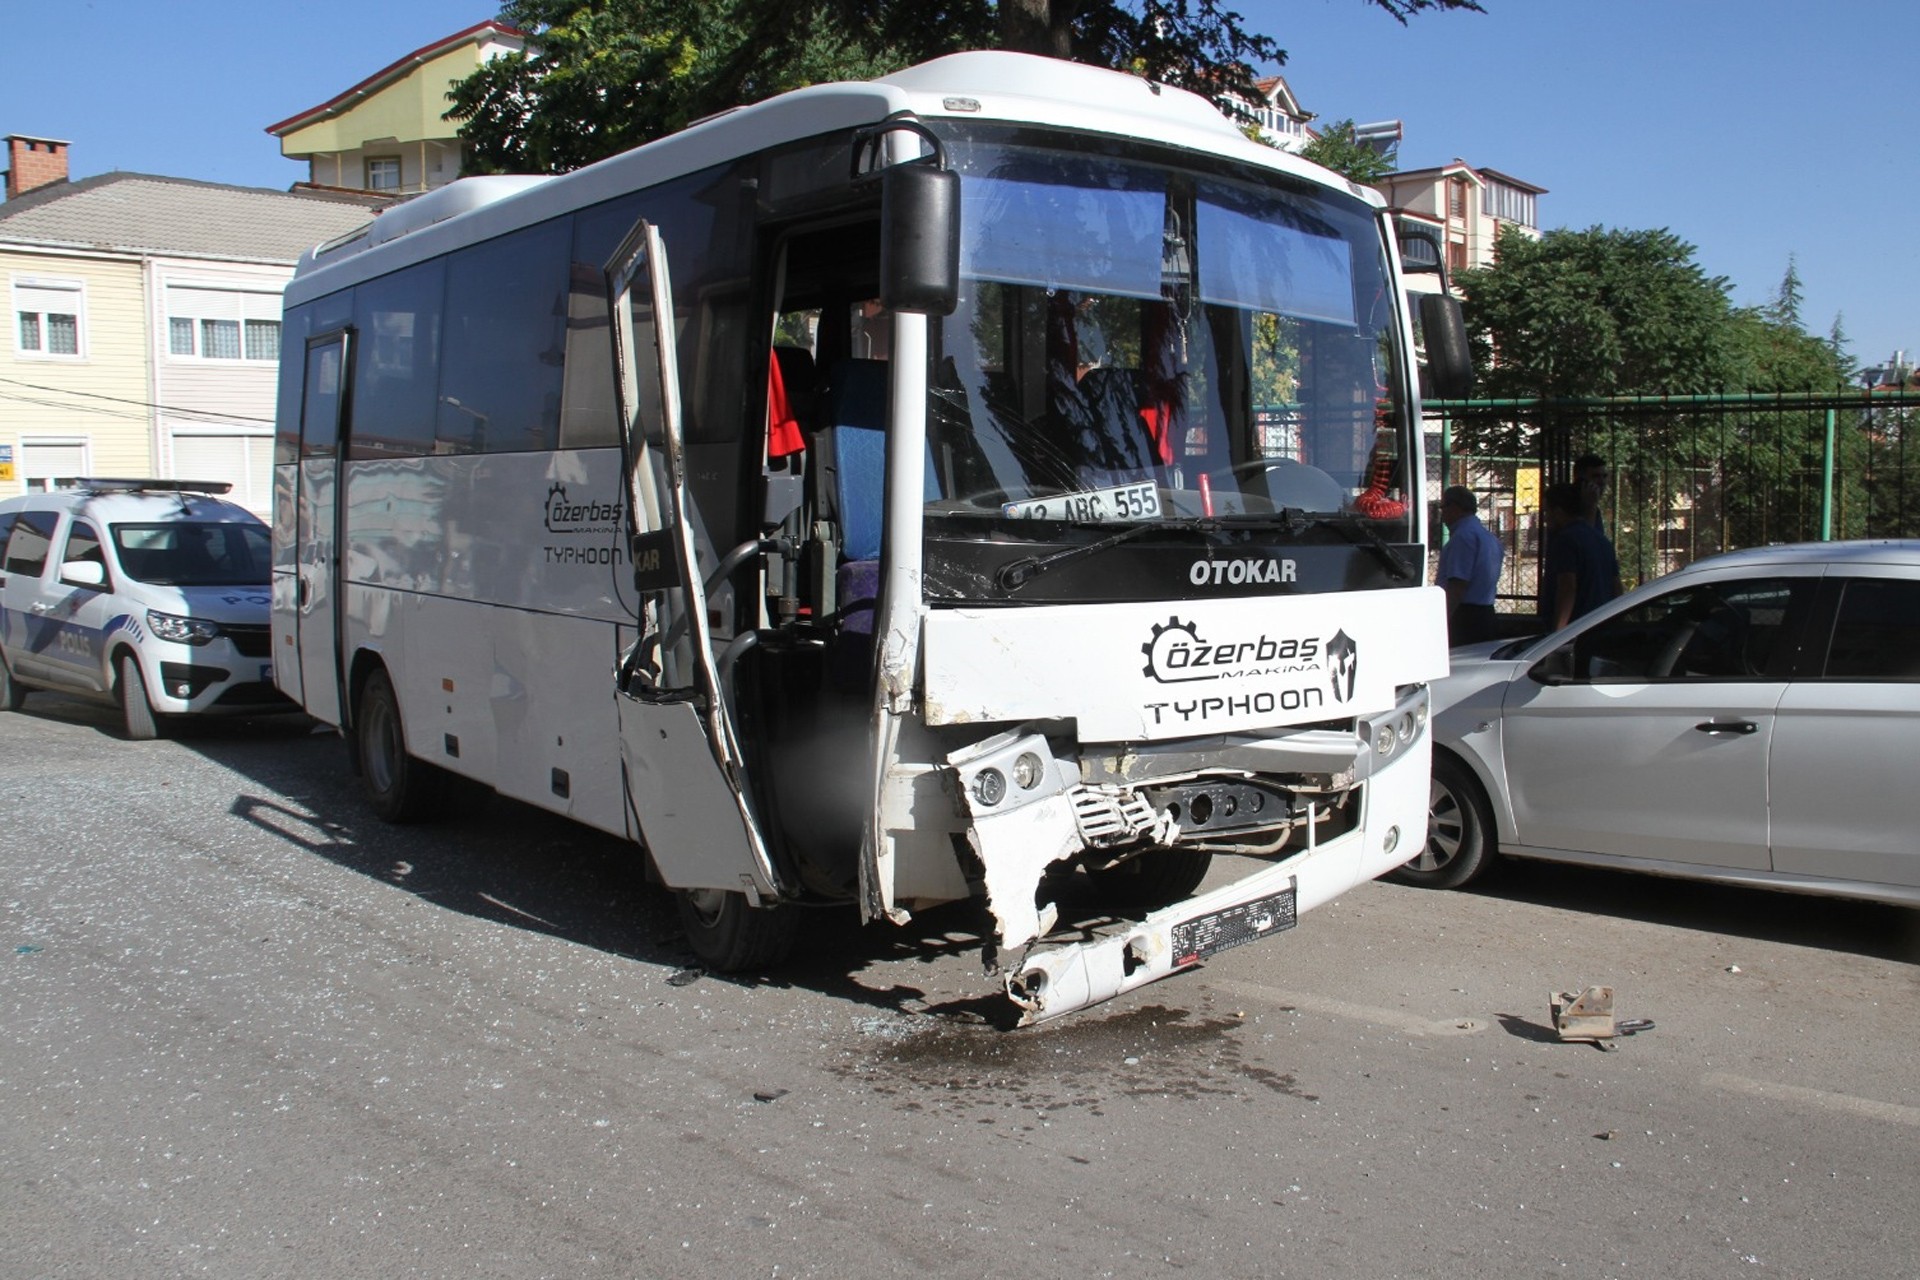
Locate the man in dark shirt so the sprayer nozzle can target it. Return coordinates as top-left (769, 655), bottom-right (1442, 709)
top-left (1540, 481), bottom-right (1615, 630)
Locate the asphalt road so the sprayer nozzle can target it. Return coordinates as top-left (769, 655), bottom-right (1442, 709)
top-left (3, 695), bottom-right (1917, 1279)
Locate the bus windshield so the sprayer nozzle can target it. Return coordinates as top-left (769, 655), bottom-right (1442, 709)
top-left (926, 135), bottom-right (1412, 535)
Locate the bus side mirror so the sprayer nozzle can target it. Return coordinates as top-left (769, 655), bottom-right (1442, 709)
top-left (880, 163), bottom-right (959, 316)
top-left (1419, 294), bottom-right (1474, 400)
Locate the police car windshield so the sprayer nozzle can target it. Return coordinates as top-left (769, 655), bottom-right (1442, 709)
top-left (111, 522), bottom-right (270, 586)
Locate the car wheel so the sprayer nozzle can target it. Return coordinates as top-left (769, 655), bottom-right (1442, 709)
top-left (1395, 752), bottom-right (1494, 890)
top-left (674, 887), bottom-right (800, 972)
top-left (1084, 848), bottom-right (1214, 908)
top-left (117, 655), bottom-right (163, 741)
top-left (0, 655), bottom-right (25, 712)
top-left (356, 667), bottom-right (447, 824)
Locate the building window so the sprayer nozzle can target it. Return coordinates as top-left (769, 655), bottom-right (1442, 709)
top-left (243, 320), bottom-right (280, 361)
top-left (202, 319), bottom-right (242, 360)
top-left (164, 283), bottom-right (283, 362)
top-left (14, 279), bottom-right (84, 357)
top-left (1447, 179), bottom-right (1469, 221)
top-left (366, 157), bottom-right (401, 192)
top-left (1481, 182), bottom-right (1537, 229)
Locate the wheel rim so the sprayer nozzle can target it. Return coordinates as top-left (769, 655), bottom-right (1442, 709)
top-left (1420, 777), bottom-right (1465, 872)
top-left (682, 888), bottom-right (728, 929)
top-left (364, 695), bottom-right (400, 794)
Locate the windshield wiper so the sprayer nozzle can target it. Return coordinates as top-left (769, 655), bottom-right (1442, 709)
top-left (994, 520), bottom-right (1215, 592)
top-left (1301, 511), bottom-right (1417, 581)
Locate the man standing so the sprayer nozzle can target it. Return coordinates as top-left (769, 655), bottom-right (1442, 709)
top-left (1575, 452), bottom-right (1625, 598)
top-left (1540, 481), bottom-right (1616, 630)
top-left (1436, 485), bottom-right (1503, 646)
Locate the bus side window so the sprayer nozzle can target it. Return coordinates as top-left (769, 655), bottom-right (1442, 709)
top-left (438, 219), bottom-right (571, 455)
top-left (350, 262), bottom-right (444, 459)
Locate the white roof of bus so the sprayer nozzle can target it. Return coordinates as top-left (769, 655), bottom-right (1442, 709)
top-left (286, 51), bottom-right (1376, 305)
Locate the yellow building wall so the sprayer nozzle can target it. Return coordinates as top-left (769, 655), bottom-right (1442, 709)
top-left (1, 250), bottom-right (151, 495)
top-left (278, 45), bottom-right (490, 156)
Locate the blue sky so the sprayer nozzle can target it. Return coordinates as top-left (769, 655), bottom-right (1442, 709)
top-left (4, 1), bottom-right (1910, 368)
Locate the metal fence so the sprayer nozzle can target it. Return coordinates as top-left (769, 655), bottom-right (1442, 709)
top-left (1422, 389), bottom-right (1920, 616)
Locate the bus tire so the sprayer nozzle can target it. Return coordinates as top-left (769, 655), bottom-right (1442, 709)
top-left (674, 888), bottom-right (800, 972)
top-left (117, 655), bottom-right (163, 741)
top-left (0, 655), bottom-right (26, 712)
top-left (1085, 848), bottom-right (1213, 909)
top-left (356, 667), bottom-right (447, 824)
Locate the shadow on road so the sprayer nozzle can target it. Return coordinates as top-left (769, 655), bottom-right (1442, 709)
top-left (1465, 858), bottom-right (1920, 964)
top-left (4, 691), bottom-right (1009, 1015)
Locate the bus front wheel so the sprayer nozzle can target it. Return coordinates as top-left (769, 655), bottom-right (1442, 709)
top-left (357, 667), bottom-right (447, 824)
top-left (1085, 848), bottom-right (1213, 909)
top-left (674, 888), bottom-right (799, 972)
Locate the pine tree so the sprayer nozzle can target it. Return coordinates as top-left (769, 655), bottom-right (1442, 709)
top-left (1767, 254), bottom-right (1805, 331)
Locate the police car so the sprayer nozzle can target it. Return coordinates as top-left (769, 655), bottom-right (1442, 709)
top-left (0, 478), bottom-right (293, 738)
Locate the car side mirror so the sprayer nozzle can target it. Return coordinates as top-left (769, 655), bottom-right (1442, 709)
top-left (61, 560), bottom-right (106, 588)
top-left (1529, 645), bottom-right (1575, 686)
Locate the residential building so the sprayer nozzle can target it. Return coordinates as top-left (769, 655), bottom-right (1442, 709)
top-left (1378, 161), bottom-right (1547, 280)
top-left (1245, 75), bottom-right (1315, 151)
top-left (0, 137), bottom-right (386, 511)
top-left (266, 20), bottom-right (528, 195)
top-left (1862, 351), bottom-right (1913, 391)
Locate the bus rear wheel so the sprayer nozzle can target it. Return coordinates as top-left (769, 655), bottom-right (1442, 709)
top-left (674, 888), bottom-right (799, 972)
top-left (357, 667), bottom-right (447, 824)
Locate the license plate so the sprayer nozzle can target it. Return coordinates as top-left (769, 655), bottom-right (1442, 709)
top-left (1171, 885), bottom-right (1297, 966)
top-left (1004, 482), bottom-right (1160, 524)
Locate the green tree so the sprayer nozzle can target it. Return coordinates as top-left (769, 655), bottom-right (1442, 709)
top-left (1765, 253), bottom-right (1804, 329)
top-left (448, 1), bottom-right (913, 174)
top-left (1299, 118), bottom-right (1397, 183)
top-left (450, 0), bottom-right (1482, 174)
top-left (1826, 311), bottom-right (1853, 372)
top-left (1457, 226), bottom-right (1870, 574)
top-left (1459, 224), bottom-right (1739, 406)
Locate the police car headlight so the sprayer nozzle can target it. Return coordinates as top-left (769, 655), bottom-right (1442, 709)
top-left (147, 610), bottom-right (219, 646)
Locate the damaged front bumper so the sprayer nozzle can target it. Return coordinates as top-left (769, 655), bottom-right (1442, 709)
top-left (945, 685), bottom-right (1432, 1025)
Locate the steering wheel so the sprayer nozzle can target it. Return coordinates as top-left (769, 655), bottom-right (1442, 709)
top-left (1211, 458), bottom-right (1345, 512)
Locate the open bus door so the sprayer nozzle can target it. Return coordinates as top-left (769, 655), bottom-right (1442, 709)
top-left (290, 329), bottom-right (351, 725)
top-left (604, 221), bottom-right (789, 946)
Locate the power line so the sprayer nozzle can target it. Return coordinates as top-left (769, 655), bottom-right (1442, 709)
top-left (0, 376), bottom-right (275, 428)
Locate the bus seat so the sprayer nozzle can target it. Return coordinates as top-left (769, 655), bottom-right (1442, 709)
top-left (822, 358), bottom-right (890, 562)
top-left (818, 359), bottom-right (889, 690)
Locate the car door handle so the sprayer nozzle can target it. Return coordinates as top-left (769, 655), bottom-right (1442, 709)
top-left (1695, 720), bottom-right (1757, 735)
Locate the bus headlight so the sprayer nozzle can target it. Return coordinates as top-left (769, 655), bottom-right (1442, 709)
top-left (147, 610), bottom-right (219, 646)
top-left (1373, 722), bottom-right (1398, 757)
top-left (974, 768), bottom-right (1008, 807)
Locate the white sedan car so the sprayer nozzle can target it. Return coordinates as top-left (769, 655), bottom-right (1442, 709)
top-left (1399, 540), bottom-right (1920, 906)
